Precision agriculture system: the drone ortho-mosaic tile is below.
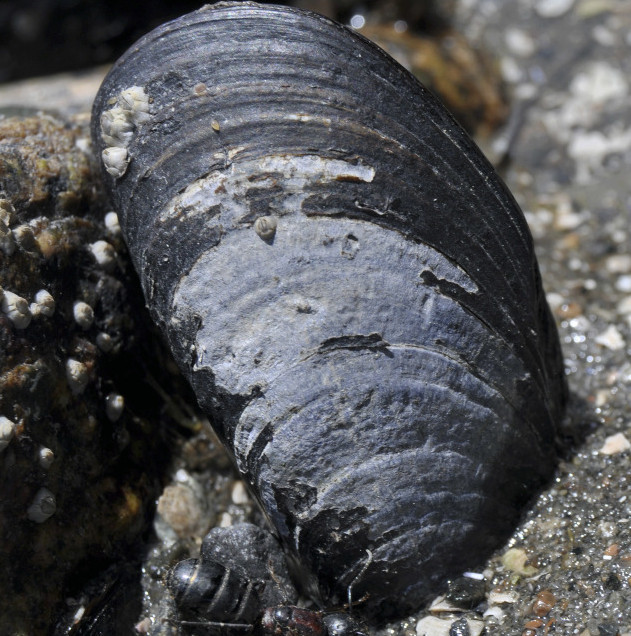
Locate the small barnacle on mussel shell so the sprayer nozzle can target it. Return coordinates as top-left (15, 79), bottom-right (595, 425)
top-left (91, 1), bottom-right (567, 622)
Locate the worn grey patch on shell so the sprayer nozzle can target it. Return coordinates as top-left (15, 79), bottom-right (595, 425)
top-left (91, 1), bottom-right (567, 622)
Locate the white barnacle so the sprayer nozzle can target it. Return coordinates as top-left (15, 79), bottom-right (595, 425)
top-left (66, 358), bottom-right (89, 394)
top-left (0, 416), bottom-right (16, 452)
top-left (96, 332), bottom-right (114, 352)
top-left (254, 215), bottom-right (277, 240)
top-left (27, 487), bottom-right (56, 523)
top-left (30, 289), bottom-right (55, 318)
top-left (1, 290), bottom-right (32, 329)
top-left (38, 446), bottom-right (55, 469)
top-left (73, 301), bottom-right (94, 329)
top-left (104, 211), bottom-right (121, 234)
top-left (102, 147), bottom-right (130, 178)
top-left (100, 107), bottom-right (135, 147)
top-left (0, 199), bottom-right (15, 226)
top-left (0, 219), bottom-right (15, 255)
top-left (118, 86), bottom-right (152, 124)
top-left (105, 393), bottom-right (125, 422)
top-left (89, 240), bottom-right (116, 270)
top-left (12, 224), bottom-right (38, 253)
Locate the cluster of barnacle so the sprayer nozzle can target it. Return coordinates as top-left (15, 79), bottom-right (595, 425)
top-left (0, 113), bottom-right (182, 634)
top-left (100, 86), bottom-right (152, 178)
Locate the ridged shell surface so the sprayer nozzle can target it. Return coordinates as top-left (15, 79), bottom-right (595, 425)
top-left (91, 1), bottom-right (566, 620)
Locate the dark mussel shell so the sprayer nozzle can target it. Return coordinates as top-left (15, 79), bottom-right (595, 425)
top-left (91, 1), bottom-right (566, 621)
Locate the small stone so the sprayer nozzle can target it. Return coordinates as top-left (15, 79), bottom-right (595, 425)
top-left (598, 624), bottom-right (620, 636)
top-left (535, 0), bottom-right (575, 17)
top-left (594, 325), bottom-right (625, 350)
top-left (532, 589), bottom-right (556, 617)
top-left (73, 301), bottom-right (95, 329)
top-left (156, 483), bottom-right (204, 538)
top-left (449, 617), bottom-right (470, 636)
top-left (0, 416), bottom-right (16, 452)
top-left (600, 432), bottom-right (631, 455)
top-left (604, 543), bottom-right (620, 558)
top-left (27, 488), bottom-right (57, 523)
top-left (505, 28), bottom-right (536, 57)
top-left (616, 275), bottom-right (631, 293)
top-left (604, 572), bottom-right (621, 590)
top-left (606, 254), bottom-right (631, 274)
top-left (445, 576), bottom-right (486, 609)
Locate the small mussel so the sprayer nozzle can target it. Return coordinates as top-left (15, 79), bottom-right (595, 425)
top-left (91, 1), bottom-right (566, 622)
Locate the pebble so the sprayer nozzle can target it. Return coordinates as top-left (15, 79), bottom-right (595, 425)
top-left (505, 28), bottom-right (536, 57)
top-left (156, 482), bottom-right (205, 539)
top-left (594, 325), bottom-right (625, 351)
top-left (535, 0), bottom-right (575, 17)
top-left (615, 275), bottom-right (631, 293)
top-left (445, 576), bottom-right (486, 609)
top-left (599, 432), bottom-right (631, 455)
top-left (532, 589), bottom-right (556, 617)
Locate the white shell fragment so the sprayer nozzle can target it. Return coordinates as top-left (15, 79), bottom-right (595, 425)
top-left (416, 616), bottom-right (484, 636)
top-left (38, 446), bottom-right (55, 469)
top-left (65, 358), bottom-right (89, 395)
top-left (600, 432), bottom-right (631, 455)
top-left (105, 393), bottom-right (125, 422)
top-left (29, 289), bottom-right (55, 318)
top-left (73, 301), bottom-right (95, 329)
top-left (1, 290), bottom-right (32, 329)
top-left (27, 487), bottom-right (57, 523)
top-left (254, 215), bottom-right (277, 240)
top-left (0, 416), bottom-right (16, 452)
top-left (594, 324), bottom-right (625, 350)
top-left (89, 240), bottom-right (116, 270)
